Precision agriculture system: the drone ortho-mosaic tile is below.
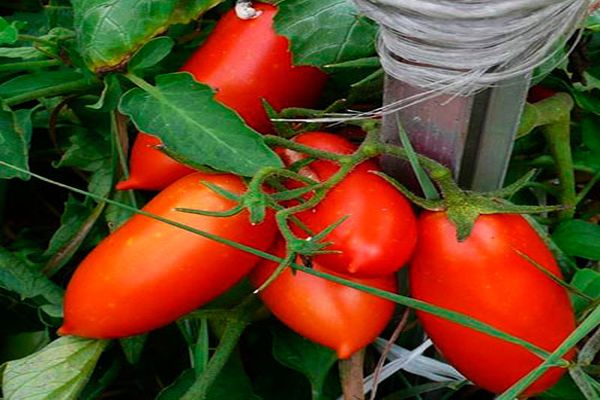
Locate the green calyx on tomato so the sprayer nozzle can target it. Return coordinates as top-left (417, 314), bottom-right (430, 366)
top-left (379, 166), bottom-right (565, 241)
top-left (410, 212), bottom-right (576, 396)
top-left (381, 139), bottom-right (577, 395)
top-left (275, 131), bottom-right (418, 278)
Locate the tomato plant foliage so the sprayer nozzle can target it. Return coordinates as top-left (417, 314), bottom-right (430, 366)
top-left (0, 0), bottom-right (598, 400)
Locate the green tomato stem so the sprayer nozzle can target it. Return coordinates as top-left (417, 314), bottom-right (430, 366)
top-left (17, 34), bottom-right (60, 47)
top-left (180, 297), bottom-right (259, 400)
top-left (111, 111), bottom-right (137, 208)
top-left (517, 93), bottom-right (574, 138)
top-left (0, 59), bottom-right (61, 72)
top-left (3, 77), bottom-right (100, 107)
top-left (542, 113), bottom-right (576, 220)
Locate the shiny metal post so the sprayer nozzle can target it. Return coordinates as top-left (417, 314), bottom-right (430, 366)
top-left (381, 74), bottom-right (531, 191)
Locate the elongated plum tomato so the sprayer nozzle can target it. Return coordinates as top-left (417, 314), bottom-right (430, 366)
top-left (410, 212), bottom-right (576, 396)
top-left (250, 241), bottom-right (397, 359)
top-left (279, 132), bottom-right (417, 277)
top-left (116, 3), bottom-right (327, 191)
top-left (59, 173), bottom-right (277, 338)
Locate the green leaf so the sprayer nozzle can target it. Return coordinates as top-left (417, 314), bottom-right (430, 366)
top-left (157, 369), bottom-right (195, 400)
top-left (158, 355), bottom-right (261, 400)
top-left (581, 116), bottom-right (600, 154)
top-left (0, 246), bottom-right (63, 309)
top-left (0, 17), bottom-right (19, 44)
top-left (270, 325), bottom-right (337, 399)
top-left (586, 9), bottom-right (600, 31)
top-left (570, 269), bottom-right (600, 314)
top-left (0, 108), bottom-right (29, 180)
top-left (275, 0), bottom-right (377, 67)
top-left (119, 335), bottom-right (147, 364)
top-left (72, 0), bottom-right (222, 71)
top-left (539, 374), bottom-right (586, 400)
top-left (14, 107), bottom-right (36, 146)
top-left (43, 196), bottom-right (105, 275)
top-left (552, 220), bottom-right (600, 260)
top-left (87, 74), bottom-right (122, 111)
top-left (55, 127), bottom-right (111, 172)
top-left (0, 331), bottom-right (49, 364)
top-left (87, 159), bottom-right (114, 197)
top-left (1, 336), bottom-right (108, 400)
top-left (0, 70), bottom-right (85, 100)
top-left (570, 88), bottom-right (600, 116)
top-left (128, 36), bottom-right (174, 73)
top-left (206, 353), bottom-right (262, 400)
top-left (119, 73), bottom-right (283, 176)
top-left (0, 46), bottom-right (44, 59)
top-left (105, 190), bottom-right (135, 231)
top-left (52, 104), bottom-right (115, 196)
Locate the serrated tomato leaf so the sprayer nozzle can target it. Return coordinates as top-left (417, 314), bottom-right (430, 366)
top-left (1, 336), bottom-right (108, 400)
top-left (274, 0), bottom-right (377, 67)
top-left (0, 108), bottom-right (29, 180)
top-left (119, 73), bottom-right (283, 176)
top-left (72, 0), bottom-right (222, 72)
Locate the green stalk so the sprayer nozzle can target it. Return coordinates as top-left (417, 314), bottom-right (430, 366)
top-left (517, 93), bottom-right (576, 220)
top-left (180, 297), bottom-right (259, 400)
top-left (3, 78), bottom-right (100, 107)
top-left (496, 304), bottom-right (600, 400)
top-left (0, 59), bottom-right (61, 72)
top-left (517, 93), bottom-right (574, 138)
top-left (42, 201), bottom-right (106, 276)
top-left (542, 113), bottom-right (576, 220)
top-left (111, 111), bottom-right (137, 208)
top-left (17, 34), bottom-right (61, 47)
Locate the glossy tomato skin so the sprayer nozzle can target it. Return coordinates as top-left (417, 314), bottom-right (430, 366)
top-left (117, 3), bottom-right (327, 191)
top-left (60, 173), bottom-right (277, 338)
top-left (250, 241), bottom-right (397, 359)
top-left (279, 132), bottom-right (418, 277)
top-left (410, 212), bottom-right (576, 396)
top-left (116, 134), bottom-right (194, 191)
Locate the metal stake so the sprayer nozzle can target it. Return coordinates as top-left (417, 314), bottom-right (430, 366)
top-left (381, 74), bottom-right (531, 192)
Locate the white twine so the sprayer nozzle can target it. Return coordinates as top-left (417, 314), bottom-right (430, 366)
top-left (356, 0), bottom-right (590, 95)
top-left (273, 0), bottom-right (593, 123)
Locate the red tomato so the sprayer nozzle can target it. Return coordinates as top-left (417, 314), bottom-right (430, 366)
top-left (116, 3), bottom-right (327, 191)
top-left (279, 132), bottom-right (417, 277)
top-left (250, 241), bottom-right (397, 359)
top-left (527, 85), bottom-right (556, 103)
top-left (60, 173), bottom-right (277, 338)
top-left (410, 212), bottom-right (576, 396)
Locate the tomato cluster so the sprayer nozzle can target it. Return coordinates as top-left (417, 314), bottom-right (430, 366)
top-left (59, 2), bottom-right (577, 398)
